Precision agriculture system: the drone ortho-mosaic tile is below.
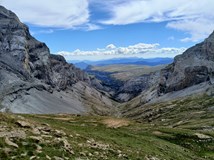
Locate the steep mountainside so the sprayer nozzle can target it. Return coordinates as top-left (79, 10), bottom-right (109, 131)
top-left (120, 31), bottom-right (214, 117)
top-left (0, 6), bottom-right (115, 114)
top-left (119, 32), bottom-right (214, 106)
top-left (158, 32), bottom-right (214, 94)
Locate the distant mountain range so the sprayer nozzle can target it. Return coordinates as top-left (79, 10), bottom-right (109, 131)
top-left (71, 57), bottom-right (173, 69)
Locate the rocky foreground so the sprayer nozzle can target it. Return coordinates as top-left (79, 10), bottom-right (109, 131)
top-left (0, 94), bottom-right (213, 159)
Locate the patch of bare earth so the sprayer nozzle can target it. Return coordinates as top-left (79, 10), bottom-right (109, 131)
top-left (102, 118), bottom-right (130, 128)
top-left (152, 131), bottom-right (163, 136)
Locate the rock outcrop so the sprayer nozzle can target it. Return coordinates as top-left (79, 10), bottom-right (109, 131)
top-left (0, 5), bottom-right (114, 114)
top-left (0, 5), bottom-right (89, 90)
top-left (119, 31), bottom-right (214, 117)
top-left (158, 31), bottom-right (214, 94)
top-left (115, 72), bottom-right (160, 102)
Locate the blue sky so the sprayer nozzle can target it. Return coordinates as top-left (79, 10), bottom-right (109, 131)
top-left (1, 0), bottom-right (214, 61)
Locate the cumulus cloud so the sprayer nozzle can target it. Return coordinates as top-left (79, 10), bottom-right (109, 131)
top-left (0, 0), bottom-right (89, 29)
top-left (30, 29), bottom-right (54, 36)
top-left (1, 0), bottom-right (213, 40)
top-left (57, 43), bottom-right (186, 60)
top-left (167, 18), bottom-right (214, 42)
top-left (106, 44), bottom-right (116, 49)
top-left (100, 0), bottom-right (214, 42)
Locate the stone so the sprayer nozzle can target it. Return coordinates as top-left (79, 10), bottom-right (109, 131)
top-left (41, 135), bottom-right (52, 138)
top-left (21, 152), bottom-right (27, 157)
top-left (31, 128), bottom-right (41, 135)
top-left (62, 138), bottom-right (74, 154)
top-left (94, 151), bottom-right (99, 156)
top-left (54, 129), bottom-right (66, 137)
top-left (16, 120), bottom-right (31, 128)
top-left (195, 133), bottom-right (213, 139)
top-left (37, 126), bottom-right (52, 132)
top-left (5, 137), bottom-right (18, 148)
top-left (36, 144), bottom-right (42, 153)
top-left (69, 134), bottom-right (73, 138)
top-left (88, 153), bottom-right (93, 157)
top-left (86, 138), bottom-right (109, 150)
top-left (3, 147), bottom-right (12, 154)
top-left (29, 136), bottom-right (43, 142)
top-left (80, 152), bottom-right (86, 156)
top-left (46, 155), bottom-right (51, 160)
top-left (145, 156), bottom-right (160, 160)
top-left (41, 130), bottom-right (50, 135)
top-left (30, 156), bottom-right (37, 160)
top-left (54, 156), bottom-right (64, 160)
top-left (0, 130), bottom-right (26, 139)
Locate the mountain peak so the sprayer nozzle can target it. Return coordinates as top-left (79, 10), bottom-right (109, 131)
top-left (206, 30), bottom-right (214, 42)
top-left (158, 31), bottom-right (214, 94)
top-left (0, 5), bottom-right (19, 22)
top-left (0, 5), bottom-right (115, 114)
top-left (208, 30), bottom-right (214, 37)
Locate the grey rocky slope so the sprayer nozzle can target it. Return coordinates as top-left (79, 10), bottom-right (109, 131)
top-left (158, 31), bottom-right (214, 94)
top-left (119, 31), bottom-right (214, 116)
top-left (0, 5), bottom-right (115, 114)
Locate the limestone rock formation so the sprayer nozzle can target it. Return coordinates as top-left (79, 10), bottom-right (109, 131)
top-left (158, 31), bottom-right (214, 94)
top-left (0, 5), bottom-right (114, 114)
top-left (0, 5), bottom-right (89, 90)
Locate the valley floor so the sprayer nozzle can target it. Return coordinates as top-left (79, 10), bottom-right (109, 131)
top-left (0, 95), bottom-right (214, 160)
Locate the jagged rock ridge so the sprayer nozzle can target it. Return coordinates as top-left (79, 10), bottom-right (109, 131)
top-left (0, 5), bottom-right (89, 90)
top-left (119, 31), bottom-right (214, 118)
top-left (0, 5), bottom-right (114, 114)
top-left (158, 31), bottom-right (214, 94)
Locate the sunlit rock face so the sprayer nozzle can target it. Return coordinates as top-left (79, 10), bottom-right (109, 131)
top-left (158, 31), bottom-right (214, 94)
top-left (0, 5), bottom-right (90, 90)
top-left (0, 5), bottom-right (114, 115)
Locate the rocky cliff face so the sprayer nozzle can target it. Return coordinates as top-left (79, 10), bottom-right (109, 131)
top-left (158, 32), bottom-right (214, 94)
top-left (0, 5), bottom-right (89, 90)
top-left (119, 32), bottom-right (214, 118)
top-left (0, 6), bottom-right (114, 114)
top-left (114, 71), bottom-right (160, 102)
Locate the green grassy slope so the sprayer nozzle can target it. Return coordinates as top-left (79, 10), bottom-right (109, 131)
top-left (0, 94), bottom-right (213, 160)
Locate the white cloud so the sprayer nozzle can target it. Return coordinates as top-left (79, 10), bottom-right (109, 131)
top-left (1, 0), bottom-right (213, 40)
top-left (57, 43), bottom-right (186, 61)
top-left (73, 23), bottom-right (102, 31)
top-left (31, 29), bottom-right (54, 36)
top-left (167, 18), bottom-right (214, 42)
top-left (106, 44), bottom-right (116, 49)
top-left (0, 0), bottom-right (89, 29)
top-left (100, 0), bottom-right (214, 42)
top-left (85, 23), bottom-right (102, 31)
